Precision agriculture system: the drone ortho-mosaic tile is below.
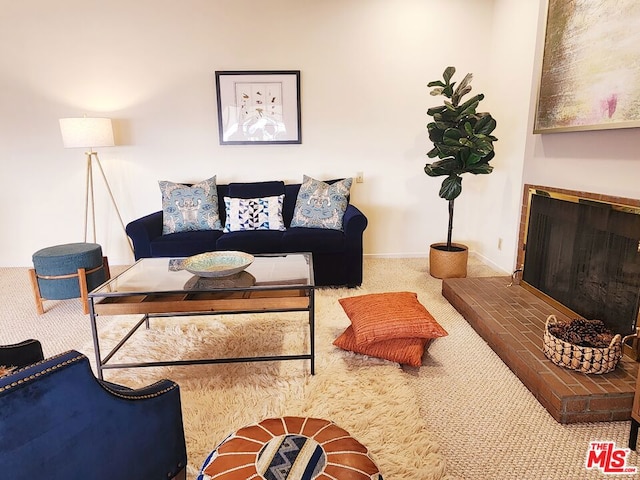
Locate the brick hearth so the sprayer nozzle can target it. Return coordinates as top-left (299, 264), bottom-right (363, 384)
top-left (443, 276), bottom-right (638, 424)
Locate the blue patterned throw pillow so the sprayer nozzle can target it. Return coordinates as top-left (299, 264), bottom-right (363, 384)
top-left (223, 195), bottom-right (286, 232)
top-left (291, 175), bottom-right (353, 230)
top-left (159, 176), bottom-right (222, 234)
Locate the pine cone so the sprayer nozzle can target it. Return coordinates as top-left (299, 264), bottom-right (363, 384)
top-left (549, 318), bottom-right (613, 348)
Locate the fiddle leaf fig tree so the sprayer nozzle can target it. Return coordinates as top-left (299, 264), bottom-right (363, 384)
top-left (424, 66), bottom-right (497, 250)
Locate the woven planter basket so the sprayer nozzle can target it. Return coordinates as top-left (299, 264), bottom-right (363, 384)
top-left (542, 315), bottom-right (624, 375)
top-left (429, 243), bottom-right (468, 279)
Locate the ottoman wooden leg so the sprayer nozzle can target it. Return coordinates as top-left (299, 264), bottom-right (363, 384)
top-left (78, 268), bottom-right (89, 315)
top-left (28, 268), bottom-right (45, 315)
top-left (78, 258), bottom-right (109, 314)
top-left (102, 256), bottom-right (111, 280)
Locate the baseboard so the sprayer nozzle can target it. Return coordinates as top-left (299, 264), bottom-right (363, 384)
top-left (363, 252), bottom-right (510, 275)
top-left (363, 253), bottom-right (427, 259)
top-left (469, 251), bottom-right (510, 275)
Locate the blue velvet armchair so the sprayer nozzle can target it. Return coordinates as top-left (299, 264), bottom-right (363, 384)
top-left (0, 349), bottom-right (187, 479)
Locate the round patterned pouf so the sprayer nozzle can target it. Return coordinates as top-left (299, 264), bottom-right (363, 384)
top-left (198, 417), bottom-right (383, 480)
top-left (30, 243), bottom-right (109, 314)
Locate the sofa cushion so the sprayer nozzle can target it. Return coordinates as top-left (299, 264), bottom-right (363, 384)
top-left (228, 181), bottom-right (285, 199)
top-left (223, 195), bottom-right (286, 233)
top-left (282, 227), bottom-right (345, 253)
top-left (282, 184), bottom-right (301, 226)
top-left (216, 230), bottom-right (285, 254)
top-left (158, 176), bottom-right (222, 234)
top-left (150, 230), bottom-right (223, 258)
top-left (291, 176), bottom-right (352, 231)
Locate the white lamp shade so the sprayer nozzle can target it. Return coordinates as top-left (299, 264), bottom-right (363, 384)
top-left (59, 117), bottom-right (115, 149)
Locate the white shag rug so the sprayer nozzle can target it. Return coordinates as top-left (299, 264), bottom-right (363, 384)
top-left (87, 289), bottom-right (451, 480)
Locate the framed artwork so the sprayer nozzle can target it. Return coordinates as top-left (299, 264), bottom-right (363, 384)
top-left (534, 0), bottom-right (640, 134)
top-left (215, 70), bottom-right (301, 145)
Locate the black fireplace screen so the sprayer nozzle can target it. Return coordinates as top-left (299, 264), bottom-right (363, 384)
top-left (523, 192), bottom-right (640, 336)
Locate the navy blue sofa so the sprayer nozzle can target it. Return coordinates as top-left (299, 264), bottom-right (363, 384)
top-left (0, 350), bottom-right (187, 479)
top-left (126, 180), bottom-right (368, 287)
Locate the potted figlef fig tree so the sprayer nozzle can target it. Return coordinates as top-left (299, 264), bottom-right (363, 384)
top-left (424, 66), bottom-right (497, 279)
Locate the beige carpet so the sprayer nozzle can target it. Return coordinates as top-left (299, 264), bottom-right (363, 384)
top-left (1, 257), bottom-right (638, 479)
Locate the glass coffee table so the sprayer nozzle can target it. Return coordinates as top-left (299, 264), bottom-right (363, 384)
top-left (88, 253), bottom-right (315, 380)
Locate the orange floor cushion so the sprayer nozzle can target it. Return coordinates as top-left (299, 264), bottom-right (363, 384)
top-left (334, 292), bottom-right (447, 366)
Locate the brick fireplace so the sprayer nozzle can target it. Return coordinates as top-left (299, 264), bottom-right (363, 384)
top-left (443, 185), bottom-right (640, 424)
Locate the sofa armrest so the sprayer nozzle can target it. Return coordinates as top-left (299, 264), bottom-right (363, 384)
top-left (343, 204), bottom-right (368, 246)
top-left (342, 204), bottom-right (368, 287)
top-left (126, 211), bottom-right (163, 259)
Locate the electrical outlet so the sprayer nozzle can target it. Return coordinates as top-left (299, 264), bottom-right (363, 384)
top-left (356, 172), bottom-right (364, 183)
top-left (498, 238), bottom-right (503, 250)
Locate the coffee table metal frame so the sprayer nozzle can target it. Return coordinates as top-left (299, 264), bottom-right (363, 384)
top-left (88, 253), bottom-right (315, 380)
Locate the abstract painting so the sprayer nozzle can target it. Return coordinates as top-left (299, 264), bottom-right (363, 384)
top-left (534, 0), bottom-right (640, 133)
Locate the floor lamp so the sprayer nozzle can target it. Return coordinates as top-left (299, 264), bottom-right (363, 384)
top-left (59, 117), bottom-right (133, 254)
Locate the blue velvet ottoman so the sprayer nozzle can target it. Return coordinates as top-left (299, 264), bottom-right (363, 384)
top-left (29, 243), bottom-right (110, 314)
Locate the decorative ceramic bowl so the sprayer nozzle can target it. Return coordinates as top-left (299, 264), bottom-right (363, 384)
top-left (183, 251), bottom-right (254, 278)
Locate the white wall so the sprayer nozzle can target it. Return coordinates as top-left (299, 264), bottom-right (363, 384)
top-left (1, 0), bottom-right (507, 267)
top-left (3, 0), bottom-right (607, 275)
top-left (455, 0), bottom-right (541, 272)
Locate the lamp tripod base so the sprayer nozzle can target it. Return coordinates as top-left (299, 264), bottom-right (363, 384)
top-left (83, 151), bottom-right (133, 255)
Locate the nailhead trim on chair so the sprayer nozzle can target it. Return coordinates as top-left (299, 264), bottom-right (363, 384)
top-left (0, 351), bottom-right (179, 400)
top-left (0, 353), bottom-right (84, 393)
top-left (100, 381), bottom-right (179, 400)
